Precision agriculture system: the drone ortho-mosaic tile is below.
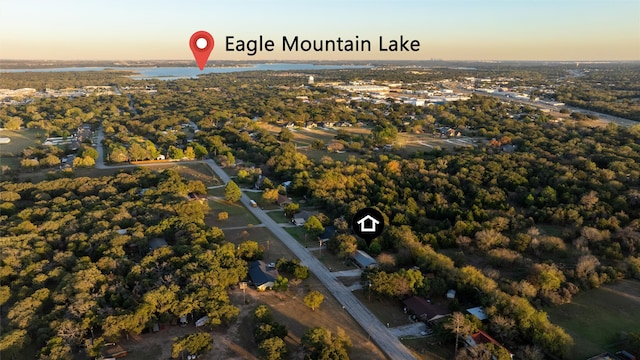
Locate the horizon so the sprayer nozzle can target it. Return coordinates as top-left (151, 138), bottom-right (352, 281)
top-left (1, 0), bottom-right (638, 62)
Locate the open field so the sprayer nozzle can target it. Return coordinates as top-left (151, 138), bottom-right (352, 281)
top-left (396, 133), bottom-right (478, 152)
top-left (267, 210), bottom-right (289, 224)
top-left (352, 289), bottom-right (412, 328)
top-left (206, 198), bottom-right (260, 229)
top-left (223, 227), bottom-right (294, 262)
top-left (546, 279), bottom-right (640, 359)
top-left (0, 128), bottom-right (45, 156)
top-left (401, 338), bottom-right (450, 360)
top-left (152, 162), bottom-right (222, 187)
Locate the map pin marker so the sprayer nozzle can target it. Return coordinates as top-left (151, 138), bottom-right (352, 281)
top-left (190, 31), bottom-right (214, 70)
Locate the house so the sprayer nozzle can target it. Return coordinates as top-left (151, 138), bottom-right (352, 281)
top-left (466, 306), bottom-right (488, 321)
top-left (297, 210), bottom-right (319, 221)
top-left (465, 330), bottom-right (513, 359)
top-left (318, 226), bottom-right (336, 244)
top-left (402, 296), bottom-right (451, 322)
top-left (356, 215), bottom-right (380, 233)
top-left (446, 289), bottom-right (456, 300)
top-left (149, 238), bottom-right (168, 251)
top-left (249, 261), bottom-right (279, 291)
top-left (277, 194), bottom-right (292, 207)
top-left (291, 218), bottom-right (306, 226)
top-left (350, 250), bottom-right (378, 269)
top-left (500, 144), bottom-right (516, 153)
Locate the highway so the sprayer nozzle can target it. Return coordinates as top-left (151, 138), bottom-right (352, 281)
top-left (202, 159), bottom-right (417, 360)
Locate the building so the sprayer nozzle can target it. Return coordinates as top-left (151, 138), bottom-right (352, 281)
top-left (318, 226), bottom-right (336, 244)
top-left (308, 76), bottom-right (314, 84)
top-left (466, 306), bottom-right (488, 321)
top-left (402, 296), bottom-right (451, 322)
top-left (249, 261), bottom-right (279, 291)
top-left (277, 194), bottom-right (292, 207)
top-left (350, 250), bottom-right (378, 269)
top-left (465, 330), bottom-right (514, 359)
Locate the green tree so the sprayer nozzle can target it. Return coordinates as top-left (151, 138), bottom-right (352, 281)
top-left (168, 146), bottom-right (184, 160)
top-left (301, 327), bottom-right (351, 360)
top-left (218, 211), bottom-right (229, 221)
top-left (283, 203), bottom-right (299, 218)
top-left (193, 143), bottom-right (209, 159)
top-left (184, 146), bottom-right (196, 160)
top-left (253, 305), bottom-right (273, 324)
top-left (273, 276), bottom-right (288, 292)
top-left (304, 216), bottom-right (325, 238)
top-left (224, 180), bottom-right (242, 203)
top-left (259, 337), bottom-right (287, 360)
top-left (262, 188), bottom-right (279, 203)
top-left (81, 146), bottom-right (99, 160)
top-left (279, 128), bottom-right (294, 142)
top-left (128, 142), bottom-right (149, 161)
top-left (304, 290), bottom-right (325, 311)
top-left (171, 333), bottom-right (213, 359)
top-left (237, 240), bottom-right (264, 261)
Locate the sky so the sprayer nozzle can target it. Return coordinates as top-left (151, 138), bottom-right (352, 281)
top-left (0, 0), bottom-right (639, 61)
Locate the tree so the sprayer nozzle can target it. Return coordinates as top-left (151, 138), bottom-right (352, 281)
top-left (283, 203), bottom-right (299, 218)
top-left (273, 276), bottom-right (288, 292)
top-left (444, 312), bottom-right (476, 355)
top-left (224, 180), bottom-right (242, 203)
top-left (82, 146), bottom-right (99, 160)
top-left (171, 333), bottom-right (213, 359)
top-left (4, 116), bottom-right (23, 130)
top-left (254, 305), bottom-right (273, 324)
top-left (193, 143), bottom-right (209, 159)
top-left (304, 216), bottom-right (325, 238)
top-left (237, 240), bottom-right (264, 261)
top-left (279, 128), bottom-right (293, 142)
top-left (262, 188), bottom-right (279, 203)
top-left (218, 211), bottom-right (229, 221)
top-left (259, 337), bottom-right (287, 360)
top-left (128, 143), bottom-right (149, 161)
top-left (184, 146), bottom-right (196, 160)
top-left (302, 327), bottom-right (351, 360)
top-left (168, 146), bottom-right (184, 160)
top-left (304, 290), bottom-right (324, 311)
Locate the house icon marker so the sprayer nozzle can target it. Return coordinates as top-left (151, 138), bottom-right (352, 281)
top-left (351, 207), bottom-right (385, 245)
top-left (356, 214), bottom-right (380, 232)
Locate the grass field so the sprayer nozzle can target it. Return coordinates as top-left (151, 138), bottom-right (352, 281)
top-left (205, 198), bottom-right (260, 228)
top-left (267, 210), bottom-right (289, 224)
top-left (546, 279), bottom-right (640, 359)
top-left (152, 162), bottom-right (222, 187)
top-left (397, 133), bottom-right (478, 152)
top-left (0, 128), bottom-right (45, 156)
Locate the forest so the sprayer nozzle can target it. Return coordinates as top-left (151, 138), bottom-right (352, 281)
top-left (0, 168), bottom-right (248, 358)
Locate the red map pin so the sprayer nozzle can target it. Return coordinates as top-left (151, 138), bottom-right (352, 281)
top-left (190, 31), bottom-right (214, 70)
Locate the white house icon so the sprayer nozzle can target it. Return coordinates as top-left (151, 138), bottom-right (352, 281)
top-left (356, 215), bottom-right (380, 233)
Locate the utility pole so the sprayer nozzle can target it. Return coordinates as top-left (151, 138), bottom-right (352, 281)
top-left (239, 282), bottom-right (247, 304)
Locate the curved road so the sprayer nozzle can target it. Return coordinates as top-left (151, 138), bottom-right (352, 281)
top-left (202, 159), bottom-right (416, 360)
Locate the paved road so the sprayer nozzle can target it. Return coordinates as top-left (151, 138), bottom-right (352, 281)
top-left (202, 159), bottom-right (416, 360)
top-left (89, 153), bottom-right (417, 358)
top-left (95, 127), bottom-right (106, 169)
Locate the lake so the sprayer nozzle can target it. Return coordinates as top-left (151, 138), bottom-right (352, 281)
top-left (0, 63), bottom-right (372, 80)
